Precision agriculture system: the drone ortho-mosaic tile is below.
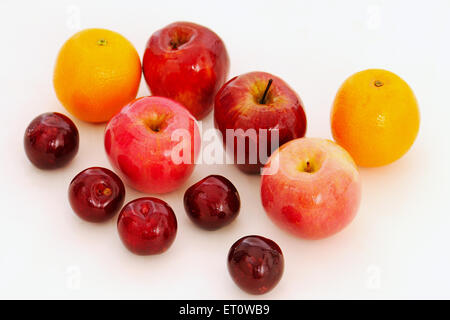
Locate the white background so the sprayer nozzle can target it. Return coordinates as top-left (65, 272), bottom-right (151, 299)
top-left (1, 0), bottom-right (449, 299)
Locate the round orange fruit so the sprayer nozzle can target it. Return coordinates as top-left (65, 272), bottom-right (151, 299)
top-left (54, 28), bottom-right (141, 123)
top-left (331, 69), bottom-right (420, 167)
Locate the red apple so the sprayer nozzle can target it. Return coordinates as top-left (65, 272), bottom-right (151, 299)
top-left (104, 96), bottom-right (201, 194)
top-left (261, 138), bottom-right (361, 239)
top-left (143, 21), bottom-right (230, 120)
top-left (214, 71), bottom-right (307, 174)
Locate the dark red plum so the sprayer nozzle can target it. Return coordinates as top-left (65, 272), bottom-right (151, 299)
top-left (117, 197), bottom-right (177, 255)
top-left (227, 235), bottom-right (284, 295)
top-left (184, 175), bottom-right (240, 230)
top-left (69, 167), bottom-right (125, 222)
top-left (24, 112), bottom-right (79, 169)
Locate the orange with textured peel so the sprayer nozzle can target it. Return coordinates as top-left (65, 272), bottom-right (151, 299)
top-left (54, 28), bottom-right (141, 123)
top-left (331, 69), bottom-right (420, 167)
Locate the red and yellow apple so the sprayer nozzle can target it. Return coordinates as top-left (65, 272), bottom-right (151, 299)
top-left (214, 71), bottom-right (307, 174)
top-left (143, 21), bottom-right (230, 120)
top-left (261, 138), bottom-right (361, 239)
top-left (104, 96), bottom-right (201, 194)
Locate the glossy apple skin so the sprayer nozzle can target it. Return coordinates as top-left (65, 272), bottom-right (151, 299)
top-left (227, 235), bottom-right (284, 295)
top-left (117, 197), bottom-right (177, 255)
top-left (261, 138), bottom-right (362, 240)
top-left (183, 175), bottom-right (240, 230)
top-left (24, 112), bottom-right (79, 169)
top-left (214, 71), bottom-right (307, 174)
top-left (104, 96), bottom-right (201, 194)
top-left (68, 167), bottom-right (125, 222)
top-left (143, 21), bottom-right (230, 120)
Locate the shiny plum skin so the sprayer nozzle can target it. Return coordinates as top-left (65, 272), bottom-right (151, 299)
top-left (68, 167), bottom-right (125, 222)
top-left (227, 235), bottom-right (284, 295)
top-left (184, 175), bottom-right (240, 230)
top-left (117, 197), bottom-right (177, 255)
top-left (24, 112), bottom-right (79, 169)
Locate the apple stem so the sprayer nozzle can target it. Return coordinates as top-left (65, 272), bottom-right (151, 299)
top-left (305, 161), bottom-right (313, 173)
top-left (260, 79), bottom-right (273, 104)
top-left (169, 40), bottom-right (178, 50)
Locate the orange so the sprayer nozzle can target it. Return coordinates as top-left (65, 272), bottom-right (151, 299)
top-left (54, 28), bottom-right (141, 123)
top-left (331, 69), bottom-right (420, 167)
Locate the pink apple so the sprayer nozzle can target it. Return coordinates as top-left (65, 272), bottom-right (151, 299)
top-left (104, 96), bottom-right (201, 194)
top-left (261, 138), bottom-right (361, 239)
top-left (214, 71), bottom-right (307, 174)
